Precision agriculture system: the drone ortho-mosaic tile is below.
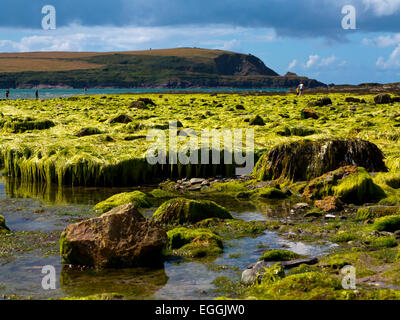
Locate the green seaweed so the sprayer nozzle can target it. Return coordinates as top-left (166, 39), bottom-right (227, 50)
top-left (93, 191), bottom-right (151, 214)
top-left (152, 198), bottom-right (232, 224)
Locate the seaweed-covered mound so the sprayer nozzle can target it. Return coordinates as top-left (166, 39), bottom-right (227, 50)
top-left (254, 139), bottom-right (387, 182)
top-left (75, 127), bottom-right (102, 137)
top-left (2, 117), bottom-right (55, 133)
top-left (152, 198), bottom-right (232, 224)
top-left (167, 227), bottom-right (223, 258)
top-left (93, 191), bottom-right (151, 214)
top-left (60, 203), bottom-right (167, 268)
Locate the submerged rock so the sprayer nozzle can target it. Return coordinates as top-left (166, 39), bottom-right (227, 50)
top-left (253, 139), bottom-right (387, 182)
top-left (152, 198), bottom-right (232, 224)
top-left (60, 203), bottom-right (167, 268)
top-left (0, 215), bottom-right (10, 233)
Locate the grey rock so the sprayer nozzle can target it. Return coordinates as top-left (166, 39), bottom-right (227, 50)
top-left (190, 178), bottom-right (205, 185)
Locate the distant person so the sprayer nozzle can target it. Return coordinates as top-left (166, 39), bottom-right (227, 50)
top-left (35, 90), bottom-right (39, 100)
top-left (298, 82), bottom-right (304, 96)
top-left (84, 87), bottom-right (87, 94)
top-left (5, 89), bottom-right (9, 100)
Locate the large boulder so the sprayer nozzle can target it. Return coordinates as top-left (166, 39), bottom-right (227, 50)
top-left (60, 203), bottom-right (167, 268)
top-left (152, 198), bottom-right (232, 224)
top-left (253, 139), bottom-right (387, 182)
top-left (374, 94), bottom-right (392, 104)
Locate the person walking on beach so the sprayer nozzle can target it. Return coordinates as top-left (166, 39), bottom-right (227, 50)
top-left (5, 89), bottom-right (9, 100)
top-left (298, 82), bottom-right (304, 96)
top-left (35, 90), bottom-right (39, 100)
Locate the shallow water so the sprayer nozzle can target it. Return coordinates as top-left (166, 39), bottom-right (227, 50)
top-left (2, 88), bottom-right (288, 100)
top-left (0, 179), bottom-right (335, 300)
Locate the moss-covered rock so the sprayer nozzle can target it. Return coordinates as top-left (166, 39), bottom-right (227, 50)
top-left (257, 187), bottom-right (287, 199)
top-left (247, 271), bottom-right (342, 300)
top-left (356, 206), bottom-right (400, 220)
top-left (93, 191), bottom-right (151, 214)
top-left (303, 166), bottom-right (385, 204)
top-left (195, 218), bottom-right (268, 239)
top-left (148, 188), bottom-right (177, 198)
top-left (167, 227), bottom-right (223, 258)
top-left (0, 215), bottom-right (10, 233)
top-left (152, 198), bottom-right (232, 224)
top-left (333, 167), bottom-right (386, 204)
top-left (75, 127), bottom-right (103, 137)
top-left (259, 249), bottom-right (302, 262)
top-left (253, 139), bottom-right (387, 182)
top-left (373, 215), bottom-right (400, 232)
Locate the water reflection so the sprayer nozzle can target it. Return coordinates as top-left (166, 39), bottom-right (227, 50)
top-left (60, 266), bottom-right (169, 299)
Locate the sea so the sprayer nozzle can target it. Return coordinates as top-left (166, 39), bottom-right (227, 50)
top-left (2, 88), bottom-right (289, 100)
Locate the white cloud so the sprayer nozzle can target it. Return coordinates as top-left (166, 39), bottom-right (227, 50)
top-left (363, 0), bottom-right (400, 16)
top-left (288, 59), bottom-right (297, 70)
top-left (362, 34), bottom-right (400, 47)
top-left (0, 24), bottom-right (277, 53)
top-left (302, 54), bottom-right (345, 70)
top-left (376, 44), bottom-right (400, 68)
top-left (305, 55), bottom-right (319, 68)
top-left (319, 55), bottom-right (337, 67)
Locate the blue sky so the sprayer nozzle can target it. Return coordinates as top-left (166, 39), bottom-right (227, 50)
top-left (1, 0), bottom-right (400, 84)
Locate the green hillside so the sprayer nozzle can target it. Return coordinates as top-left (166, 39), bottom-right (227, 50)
top-left (0, 48), bottom-right (325, 89)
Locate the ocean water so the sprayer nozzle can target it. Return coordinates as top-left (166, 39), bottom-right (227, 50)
top-left (1, 88), bottom-right (289, 100)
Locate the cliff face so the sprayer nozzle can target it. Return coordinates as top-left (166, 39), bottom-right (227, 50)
top-left (0, 48), bottom-right (326, 89)
top-left (214, 53), bottom-right (279, 76)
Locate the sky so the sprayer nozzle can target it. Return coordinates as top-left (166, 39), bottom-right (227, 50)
top-left (1, 0), bottom-right (400, 84)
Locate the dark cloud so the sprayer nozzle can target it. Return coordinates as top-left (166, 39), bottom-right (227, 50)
top-left (1, 0), bottom-right (400, 38)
